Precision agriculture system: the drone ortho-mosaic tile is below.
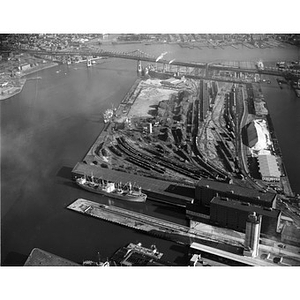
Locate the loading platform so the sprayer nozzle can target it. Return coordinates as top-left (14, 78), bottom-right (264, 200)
top-left (72, 162), bottom-right (194, 207)
top-left (67, 198), bottom-right (245, 248)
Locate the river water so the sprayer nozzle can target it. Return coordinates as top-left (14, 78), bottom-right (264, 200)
top-left (1, 43), bottom-right (300, 265)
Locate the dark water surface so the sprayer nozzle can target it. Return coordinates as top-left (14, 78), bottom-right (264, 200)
top-left (261, 80), bottom-right (300, 194)
top-left (1, 44), bottom-right (300, 265)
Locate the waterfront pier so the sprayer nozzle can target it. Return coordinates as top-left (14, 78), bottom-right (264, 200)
top-left (68, 198), bottom-right (300, 266)
top-left (67, 198), bottom-right (245, 248)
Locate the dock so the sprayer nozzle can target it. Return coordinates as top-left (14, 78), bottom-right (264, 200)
top-left (67, 198), bottom-right (246, 248)
top-left (72, 162), bottom-right (194, 207)
top-left (24, 248), bottom-right (79, 266)
top-left (68, 198), bottom-right (300, 266)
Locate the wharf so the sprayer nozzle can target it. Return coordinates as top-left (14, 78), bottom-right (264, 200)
top-left (24, 248), bottom-right (79, 266)
top-left (79, 78), bottom-right (142, 160)
top-left (72, 162), bottom-right (194, 207)
top-left (67, 198), bottom-right (246, 249)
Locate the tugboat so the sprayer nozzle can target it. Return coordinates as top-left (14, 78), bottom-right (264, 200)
top-left (76, 175), bottom-right (147, 202)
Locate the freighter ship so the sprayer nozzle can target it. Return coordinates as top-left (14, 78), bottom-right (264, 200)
top-left (76, 175), bottom-right (147, 202)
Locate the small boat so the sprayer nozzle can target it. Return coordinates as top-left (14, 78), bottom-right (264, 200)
top-left (103, 108), bottom-right (113, 123)
top-left (76, 175), bottom-right (147, 202)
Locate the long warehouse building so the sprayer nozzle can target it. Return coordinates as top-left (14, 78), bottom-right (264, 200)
top-left (195, 178), bottom-right (277, 208)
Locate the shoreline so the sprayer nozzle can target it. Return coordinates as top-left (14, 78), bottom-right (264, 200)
top-left (0, 57), bottom-right (108, 101)
top-left (255, 82), bottom-right (295, 197)
top-left (0, 62), bottom-right (58, 101)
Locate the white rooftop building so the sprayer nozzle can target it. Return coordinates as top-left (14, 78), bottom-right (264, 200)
top-left (258, 154), bottom-right (281, 182)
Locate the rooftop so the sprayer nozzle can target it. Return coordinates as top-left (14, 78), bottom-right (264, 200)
top-left (211, 196), bottom-right (281, 218)
top-left (197, 178), bottom-right (276, 203)
top-left (258, 154), bottom-right (281, 178)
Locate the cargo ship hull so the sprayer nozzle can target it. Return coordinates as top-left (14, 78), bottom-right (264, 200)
top-left (76, 178), bottom-right (147, 202)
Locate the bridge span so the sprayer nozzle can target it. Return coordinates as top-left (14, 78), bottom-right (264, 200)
top-left (2, 47), bottom-right (300, 78)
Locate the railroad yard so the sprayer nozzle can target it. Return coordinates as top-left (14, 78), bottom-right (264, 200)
top-left (72, 68), bottom-right (300, 255)
top-left (3, 34), bottom-right (300, 270)
top-left (79, 71), bottom-right (293, 199)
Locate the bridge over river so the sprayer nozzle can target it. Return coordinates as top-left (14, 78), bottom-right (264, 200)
top-left (2, 47), bottom-right (300, 78)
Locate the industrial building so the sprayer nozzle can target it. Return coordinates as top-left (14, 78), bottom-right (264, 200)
top-left (209, 197), bottom-right (281, 235)
top-left (243, 118), bottom-right (282, 182)
top-left (257, 154), bottom-right (281, 182)
top-left (244, 119), bottom-right (274, 154)
top-left (195, 178), bottom-right (277, 208)
top-left (186, 202), bottom-right (210, 221)
top-left (18, 63), bottom-right (31, 71)
top-left (281, 223), bottom-right (300, 247)
top-left (244, 120), bottom-right (258, 147)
